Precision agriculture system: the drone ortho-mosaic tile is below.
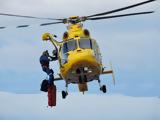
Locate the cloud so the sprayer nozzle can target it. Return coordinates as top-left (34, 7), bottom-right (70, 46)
top-left (0, 42), bottom-right (39, 71)
top-left (0, 0), bottom-right (157, 17)
top-left (0, 91), bottom-right (159, 120)
top-left (99, 30), bottom-right (160, 71)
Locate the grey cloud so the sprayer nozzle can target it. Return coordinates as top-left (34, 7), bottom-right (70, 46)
top-left (0, 0), bottom-right (157, 17)
top-left (0, 92), bottom-right (159, 120)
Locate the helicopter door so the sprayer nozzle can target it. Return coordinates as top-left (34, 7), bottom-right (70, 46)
top-left (92, 39), bottom-right (102, 63)
top-left (61, 39), bottom-right (77, 64)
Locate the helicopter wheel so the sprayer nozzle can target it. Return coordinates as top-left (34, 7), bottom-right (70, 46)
top-left (100, 85), bottom-right (107, 93)
top-left (62, 91), bottom-right (68, 99)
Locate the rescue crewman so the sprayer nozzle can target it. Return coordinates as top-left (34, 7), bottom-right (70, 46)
top-left (40, 50), bottom-right (58, 92)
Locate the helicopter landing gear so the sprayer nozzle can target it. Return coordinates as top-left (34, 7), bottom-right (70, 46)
top-left (62, 83), bottom-right (68, 99)
top-left (98, 80), bottom-right (107, 93)
top-left (62, 91), bottom-right (68, 99)
top-left (100, 85), bottom-right (107, 93)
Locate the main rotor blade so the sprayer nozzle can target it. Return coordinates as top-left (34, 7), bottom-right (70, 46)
top-left (0, 13), bottom-right (63, 20)
top-left (0, 27), bottom-right (6, 29)
top-left (40, 22), bottom-right (63, 26)
top-left (87, 0), bottom-right (156, 18)
top-left (87, 11), bottom-right (154, 20)
top-left (0, 22), bottom-right (63, 29)
top-left (16, 25), bottom-right (30, 28)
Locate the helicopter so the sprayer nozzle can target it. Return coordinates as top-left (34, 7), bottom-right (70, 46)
top-left (0, 0), bottom-right (156, 106)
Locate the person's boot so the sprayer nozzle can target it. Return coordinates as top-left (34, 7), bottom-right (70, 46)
top-left (40, 79), bottom-right (49, 92)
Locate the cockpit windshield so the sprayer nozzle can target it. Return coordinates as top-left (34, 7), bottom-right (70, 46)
top-left (60, 38), bottom-right (93, 65)
top-left (62, 39), bottom-right (77, 53)
top-left (79, 38), bottom-right (92, 49)
top-left (61, 39), bottom-right (77, 64)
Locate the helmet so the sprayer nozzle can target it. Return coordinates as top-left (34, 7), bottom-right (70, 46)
top-left (42, 50), bottom-right (49, 56)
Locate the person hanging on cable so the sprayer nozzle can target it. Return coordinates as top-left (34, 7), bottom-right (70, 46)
top-left (40, 50), bottom-right (58, 92)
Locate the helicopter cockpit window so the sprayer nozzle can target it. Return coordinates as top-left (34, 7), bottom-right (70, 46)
top-left (79, 38), bottom-right (92, 49)
top-left (61, 39), bottom-right (77, 65)
top-left (63, 39), bottom-right (77, 53)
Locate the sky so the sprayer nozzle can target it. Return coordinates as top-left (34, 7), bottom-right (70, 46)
top-left (0, 0), bottom-right (160, 119)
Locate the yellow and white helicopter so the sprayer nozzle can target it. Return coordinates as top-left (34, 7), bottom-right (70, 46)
top-left (0, 0), bottom-right (155, 100)
top-left (41, 20), bottom-right (114, 97)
